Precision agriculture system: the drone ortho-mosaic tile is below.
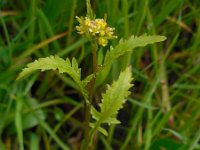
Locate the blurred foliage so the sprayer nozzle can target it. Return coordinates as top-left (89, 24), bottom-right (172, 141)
top-left (0, 0), bottom-right (200, 149)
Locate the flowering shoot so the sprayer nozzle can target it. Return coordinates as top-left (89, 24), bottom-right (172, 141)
top-left (76, 16), bottom-right (117, 47)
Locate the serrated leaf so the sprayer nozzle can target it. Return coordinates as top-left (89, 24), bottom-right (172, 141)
top-left (91, 66), bottom-right (133, 135)
top-left (17, 56), bottom-right (68, 80)
top-left (91, 106), bottom-right (101, 120)
top-left (17, 56), bottom-right (92, 100)
top-left (103, 117), bottom-right (120, 125)
top-left (104, 34), bottom-right (166, 67)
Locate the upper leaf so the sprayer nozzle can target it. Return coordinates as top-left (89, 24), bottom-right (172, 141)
top-left (17, 56), bottom-right (93, 100)
top-left (91, 66), bottom-right (133, 135)
top-left (103, 34), bottom-right (166, 67)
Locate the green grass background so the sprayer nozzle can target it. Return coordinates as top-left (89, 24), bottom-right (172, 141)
top-left (0, 0), bottom-right (200, 149)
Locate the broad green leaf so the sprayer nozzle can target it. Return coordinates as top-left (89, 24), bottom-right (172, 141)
top-left (17, 56), bottom-right (93, 100)
top-left (91, 66), bottom-right (133, 135)
top-left (103, 34), bottom-right (166, 67)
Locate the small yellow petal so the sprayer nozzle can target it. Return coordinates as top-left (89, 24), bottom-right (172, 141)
top-left (98, 38), bottom-right (108, 47)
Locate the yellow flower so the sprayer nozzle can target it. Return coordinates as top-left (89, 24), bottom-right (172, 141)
top-left (76, 16), bottom-right (117, 47)
top-left (85, 18), bottom-right (92, 26)
top-left (98, 37), bottom-right (108, 47)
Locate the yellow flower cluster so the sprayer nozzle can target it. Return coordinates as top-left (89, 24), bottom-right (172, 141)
top-left (76, 16), bottom-right (117, 47)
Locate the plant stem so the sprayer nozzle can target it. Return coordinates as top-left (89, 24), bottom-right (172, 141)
top-left (82, 43), bottom-right (97, 150)
top-left (83, 105), bottom-right (91, 150)
top-left (82, 1), bottom-right (96, 149)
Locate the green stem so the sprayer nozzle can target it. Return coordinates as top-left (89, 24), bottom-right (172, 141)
top-left (82, 43), bottom-right (97, 150)
top-left (82, 1), bottom-right (96, 149)
top-left (89, 120), bottom-right (101, 146)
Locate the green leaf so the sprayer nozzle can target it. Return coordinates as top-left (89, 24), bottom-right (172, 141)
top-left (15, 96), bottom-right (24, 150)
top-left (90, 123), bottom-right (108, 136)
top-left (96, 34), bottom-right (166, 87)
top-left (17, 56), bottom-right (93, 100)
top-left (91, 66), bottom-right (133, 135)
top-left (163, 128), bottom-right (187, 143)
top-left (17, 55), bottom-right (70, 80)
top-left (103, 34), bottom-right (166, 67)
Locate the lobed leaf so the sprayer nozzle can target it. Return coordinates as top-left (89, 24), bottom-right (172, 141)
top-left (91, 66), bottom-right (133, 135)
top-left (104, 34), bottom-right (166, 67)
top-left (17, 56), bottom-right (68, 80)
top-left (17, 56), bottom-right (93, 100)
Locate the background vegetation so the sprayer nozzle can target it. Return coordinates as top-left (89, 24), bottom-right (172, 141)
top-left (0, 0), bottom-right (200, 149)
